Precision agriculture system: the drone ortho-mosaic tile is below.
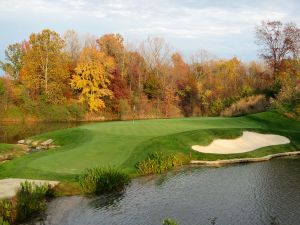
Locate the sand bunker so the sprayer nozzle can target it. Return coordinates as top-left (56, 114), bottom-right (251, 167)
top-left (0, 178), bottom-right (59, 199)
top-left (192, 131), bottom-right (290, 154)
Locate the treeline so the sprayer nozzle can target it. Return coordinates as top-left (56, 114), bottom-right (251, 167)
top-left (0, 20), bottom-right (299, 121)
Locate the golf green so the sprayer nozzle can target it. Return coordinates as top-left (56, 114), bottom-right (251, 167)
top-left (0, 111), bottom-right (299, 181)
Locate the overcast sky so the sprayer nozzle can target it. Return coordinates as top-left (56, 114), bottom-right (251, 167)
top-left (0, 0), bottom-right (300, 62)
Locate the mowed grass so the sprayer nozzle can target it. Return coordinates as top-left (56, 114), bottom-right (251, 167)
top-left (0, 111), bottom-right (300, 181)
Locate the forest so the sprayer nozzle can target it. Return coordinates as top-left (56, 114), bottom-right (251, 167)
top-left (0, 20), bottom-right (299, 121)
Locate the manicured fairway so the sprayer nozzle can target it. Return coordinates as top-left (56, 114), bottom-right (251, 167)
top-left (0, 111), bottom-right (300, 181)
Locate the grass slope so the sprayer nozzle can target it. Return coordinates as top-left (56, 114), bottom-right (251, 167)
top-left (0, 111), bottom-right (299, 181)
top-left (0, 144), bottom-right (24, 162)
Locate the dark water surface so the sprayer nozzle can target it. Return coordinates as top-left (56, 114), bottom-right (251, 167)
top-left (0, 121), bottom-right (82, 144)
top-left (41, 157), bottom-right (300, 225)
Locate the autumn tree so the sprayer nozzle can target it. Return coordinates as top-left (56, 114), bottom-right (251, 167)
top-left (256, 21), bottom-right (300, 74)
top-left (172, 52), bottom-right (203, 116)
top-left (0, 78), bottom-right (8, 111)
top-left (96, 33), bottom-right (128, 80)
top-left (127, 51), bottom-right (147, 94)
top-left (71, 47), bottom-right (115, 111)
top-left (213, 57), bottom-right (242, 95)
top-left (0, 43), bottom-right (24, 79)
top-left (97, 34), bottom-right (124, 61)
top-left (21, 29), bottom-right (69, 103)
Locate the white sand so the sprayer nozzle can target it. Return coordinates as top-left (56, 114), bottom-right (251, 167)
top-left (0, 178), bottom-right (59, 199)
top-left (191, 131), bottom-right (290, 154)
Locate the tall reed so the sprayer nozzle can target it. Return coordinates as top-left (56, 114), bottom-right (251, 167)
top-left (0, 216), bottom-right (10, 225)
top-left (78, 167), bottom-right (131, 195)
top-left (16, 181), bottom-right (53, 223)
top-left (0, 181), bottom-right (54, 224)
top-left (136, 152), bottom-right (189, 175)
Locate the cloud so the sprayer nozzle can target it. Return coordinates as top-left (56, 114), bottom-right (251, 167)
top-left (0, 0), bottom-right (299, 61)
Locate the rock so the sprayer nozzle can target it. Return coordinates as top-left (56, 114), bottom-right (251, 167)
top-left (17, 140), bottom-right (25, 144)
top-left (31, 141), bottom-right (40, 147)
top-left (49, 145), bottom-right (59, 149)
top-left (41, 139), bottom-right (53, 146)
top-left (25, 139), bottom-right (33, 145)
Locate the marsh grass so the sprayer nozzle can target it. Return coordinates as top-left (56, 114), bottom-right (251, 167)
top-left (0, 216), bottom-right (10, 225)
top-left (0, 181), bottom-right (54, 224)
top-left (162, 218), bottom-right (178, 225)
top-left (78, 167), bottom-right (131, 195)
top-left (15, 181), bottom-right (54, 223)
top-left (0, 200), bottom-right (14, 225)
top-left (136, 152), bottom-right (190, 175)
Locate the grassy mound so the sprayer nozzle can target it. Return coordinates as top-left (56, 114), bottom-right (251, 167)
top-left (0, 111), bottom-right (299, 181)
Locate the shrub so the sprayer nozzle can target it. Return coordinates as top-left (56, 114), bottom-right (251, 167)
top-left (66, 104), bottom-right (86, 120)
top-left (211, 98), bottom-right (224, 116)
top-left (221, 95), bottom-right (269, 117)
top-left (136, 152), bottom-right (189, 175)
top-left (37, 104), bottom-right (71, 121)
top-left (15, 181), bottom-right (52, 223)
top-left (78, 167), bottom-right (131, 195)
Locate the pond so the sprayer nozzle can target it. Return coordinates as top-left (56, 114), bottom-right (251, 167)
top-left (0, 121), bottom-right (83, 144)
top-left (41, 157), bottom-right (300, 225)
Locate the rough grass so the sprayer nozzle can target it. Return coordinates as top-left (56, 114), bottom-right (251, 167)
top-left (221, 95), bottom-right (269, 117)
top-left (0, 144), bottom-right (24, 163)
top-left (0, 111), bottom-right (299, 181)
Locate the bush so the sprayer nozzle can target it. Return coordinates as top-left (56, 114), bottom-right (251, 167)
top-left (16, 181), bottom-right (53, 223)
top-left (66, 104), bottom-right (86, 120)
top-left (37, 104), bottom-right (71, 121)
top-left (221, 95), bottom-right (269, 117)
top-left (78, 167), bottom-right (131, 195)
top-left (136, 152), bottom-right (189, 175)
top-left (211, 98), bottom-right (224, 116)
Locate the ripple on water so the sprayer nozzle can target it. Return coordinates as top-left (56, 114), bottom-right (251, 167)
top-left (41, 157), bottom-right (300, 225)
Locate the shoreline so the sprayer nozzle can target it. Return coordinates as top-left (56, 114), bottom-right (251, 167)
top-left (1, 151), bottom-right (300, 199)
top-left (190, 151), bottom-right (300, 166)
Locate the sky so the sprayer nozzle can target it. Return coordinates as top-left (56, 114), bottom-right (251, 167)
top-left (0, 0), bottom-right (300, 63)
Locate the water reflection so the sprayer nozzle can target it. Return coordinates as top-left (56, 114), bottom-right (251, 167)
top-left (0, 121), bottom-right (82, 144)
top-left (89, 193), bottom-right (125, 210)
top-left (42, 158), bottom-right (300, 225)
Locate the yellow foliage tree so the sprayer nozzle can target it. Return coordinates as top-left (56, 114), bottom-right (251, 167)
top-left (71, 47), bottom-right (115, 111)
top-left (21, 29), bottom-right (69, 103)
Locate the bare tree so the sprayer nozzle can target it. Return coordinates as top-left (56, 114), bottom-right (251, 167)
top-left (63, 29), bottom-right (82, 65)
top-left (255, 21), bottom-right (300, 74)
top-left (139, 37), bottom-right (172, 72)
top-left (190, 49), bottom-right (216, 65)
top-left (82, 33), bottom-right (98, 49)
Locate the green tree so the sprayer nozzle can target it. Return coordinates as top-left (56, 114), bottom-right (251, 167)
top-left (143, 73), bottom-right (163, 99)
top-left (0, 43), bottom-right (24, 79)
